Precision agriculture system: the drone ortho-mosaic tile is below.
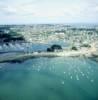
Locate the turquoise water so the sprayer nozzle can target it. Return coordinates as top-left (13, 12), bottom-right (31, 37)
top-left (0, 57), bottom-right (98, 100)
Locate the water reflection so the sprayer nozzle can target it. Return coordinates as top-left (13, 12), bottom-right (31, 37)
top-left (0, 57), bottom-right (98, 100)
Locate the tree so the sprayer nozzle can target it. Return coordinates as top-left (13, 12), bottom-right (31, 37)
top-left (47, 44), bottom-right (62, 52)
top-left (71, 46), bottom-right (78, 50)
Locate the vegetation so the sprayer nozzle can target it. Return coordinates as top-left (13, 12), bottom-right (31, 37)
top-left (71, 46), bottom-right (78, 50)
top-left (0, 33), bottom-right (25, 43)
top-left (81, 44), bottom-right (91, 48)
top-left (47, 44), bottom-right (62, 52)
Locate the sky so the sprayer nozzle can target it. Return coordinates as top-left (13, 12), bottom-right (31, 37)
top-left (0, 0), bottom-right (98, 24)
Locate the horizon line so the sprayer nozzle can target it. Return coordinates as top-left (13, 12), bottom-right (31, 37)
top-left (0, 23), bottom-right (98, 25)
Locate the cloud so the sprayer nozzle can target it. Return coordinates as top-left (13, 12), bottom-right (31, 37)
top-left (0, 0), bottom-right (98, 24)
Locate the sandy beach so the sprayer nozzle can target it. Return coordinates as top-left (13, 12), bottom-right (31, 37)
top-left (0, 45), bottom-right (98, 63)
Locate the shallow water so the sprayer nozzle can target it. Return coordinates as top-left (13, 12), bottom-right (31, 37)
top-left (0, 57), bottom-right (98, 100)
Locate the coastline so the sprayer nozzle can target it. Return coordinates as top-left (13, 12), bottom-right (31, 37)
top-left (0, 47), bottom-right (98, 63)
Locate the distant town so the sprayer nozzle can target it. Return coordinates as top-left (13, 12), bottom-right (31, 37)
top-left (0, 24), bottom-right (98, 62)
top-left (0, 24), bottom-right (98, 48)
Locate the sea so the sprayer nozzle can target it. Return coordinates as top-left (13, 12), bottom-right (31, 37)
top-left (0, 56), bottom-right (98, 100)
